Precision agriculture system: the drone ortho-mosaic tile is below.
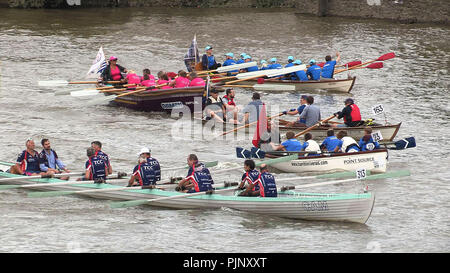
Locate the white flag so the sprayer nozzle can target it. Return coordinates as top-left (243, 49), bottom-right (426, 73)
top-left (86, 47), bottom-right (107, 78)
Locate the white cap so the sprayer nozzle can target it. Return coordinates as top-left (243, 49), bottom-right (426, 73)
top-left (137, 147), bottom-right (151, 156)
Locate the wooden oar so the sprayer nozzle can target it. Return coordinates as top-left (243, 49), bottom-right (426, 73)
top-left (68, 84), bottom-right (137, 97)
top-left (86, 83), bottom-right (168, 105)
top-left (225, 75), bottom-right (266, 85)
top-left (335, 52), bottom-right (395, 75)
top-left (335, 62), bottom-right (383, 74)
top-left (294, 115), bottom-right (336, 138)
top-left (279, 170), bottom-right (410, 191)
top-left (217, 112), bottom-right (284, 137)
top-left (221, 84), bottom-right (296, 91)
top-left (39, 80), bottom-right (121, 87)
top-left (0, 172), bottom-right (84, 183)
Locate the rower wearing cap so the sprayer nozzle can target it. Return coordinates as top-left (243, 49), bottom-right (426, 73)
top-left (204, 88), bottom-right (226, 123)
top-left (82, 147), bottom-right (108, 182)
top-left (201, 46), bottom-right (220, 71)
top-left (306, 59), bottom-right (321, 81)
top-left (285, 56), bottom-right (295, 68)
top-left (293, 60), bottom-right (308, 81)
top-left (321, 51), bottom-right (341, 79)
top-left (9, 139), bottom-right (53, 176)
top-left (333, 98), bottom-right (362, 127)
top-left (236, 53), bottom-right (246, 64)
top-left (223, 53), bottom-right (238, 75)
top-left (100, 56), bottom-right (127, 82)
top-left (282, 95), bottom-right (308, 126)
top-left (177, 154), bottom-right (214, 193)
top-left (138, 147), bottom-right (161, 181)
top-left (260, 60), bottom-right (269, 70)
top-left (243, 55), bottom-right (259, 72)
top-left (91, 141), bottom-right (112, 175)
top-left (128, 155), bottom-right (157, 188)
top-left (268, 58), bottom-right (282, 70)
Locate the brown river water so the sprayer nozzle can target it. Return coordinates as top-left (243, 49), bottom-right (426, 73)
top-left (0, 7), bottom-right (449, 253)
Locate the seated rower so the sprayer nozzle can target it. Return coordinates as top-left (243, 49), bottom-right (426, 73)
top-left (298, 96), bottom-right (321, 127)
top-left (188, 72), bottom-right (206, 87)
top-left (204, 88), bottom-right (226, 123)
top-left (243, 55), bottom-right (259, 72)
top-left (282, 95), bottom-right (308, 127)
top-left (91, 141), bottom-right (112, 175)
top-left (293, 60), bottom-right (308, 81)
top-left (359, 127), bottom-right (381, 151)
top-left (39, 138), bottom-right (70, 180)
top-left (334, 131), bottom-right (361, 153)
top-left (260, 60), bottom-right (269, 70)
top-left (222, 88), bottom-right (240, 124)
top-left (141, 68), bottom-right (156, 87)
top-left (202, 45), bottom-right (221, 71)
top-left (285, 56), bottom-right (295, 68)
top-left (128, 155), bottom-right (157, 188)
top-left (274, 131), bottom-right (302, 152)
top-left (237, 159), bottom-right (260, 197)
top-left (257, 120), bottom-right (281, 152)
top-left (301, 133), bottom-right (321, 156)
top-left (125, 70), bottom-right (141, 86)
top-left (9, 138), bottom-right (53, 176)
top-left (81, 147), bottom-right (108, 183)
top-left (177, 154), bottom-right (214, 193)
top-left (170, 70), bottom-right (190, 88)
top-left (156, 71), bottom-right (173, 89)
top-left (138, 147), bottom-right (161, 181)
top-left (306, 59), bottom-right (321, 81)
top-left (223, 52), bottom-right (238, 75)
top-left (236, 53), bottom-right (246, 64)
top-left (320, 129), bottom-right (342, 152)
top-left (268, 58), bottom-right (282, 69)
top-left (240, 163), bottom-right (277, 198)
top-left (321, 51), bottom-right (341, 79)
top-left (333, 98), bottom-right (362, 127)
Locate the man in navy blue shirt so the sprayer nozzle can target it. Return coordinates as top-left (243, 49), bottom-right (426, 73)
top-left (283, 95), bottom-right (308, 126)
top-left (306, 59), bottom-right (322, 80)
top-left (321, 51), bottom-right (341, 79)
top-left (320, 129), bottom-right (342, 152)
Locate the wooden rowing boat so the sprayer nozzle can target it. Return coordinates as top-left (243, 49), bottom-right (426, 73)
top-left (229, 76), bottom-right (357, 93)
top-left (264, 149), bottom-right (388, 174)
top-left (279, 122), bottom-right (402, 142)
top-left (0, 168), bottom-right (374, 224)
top-left (105, 86), bottom-right (206, 113)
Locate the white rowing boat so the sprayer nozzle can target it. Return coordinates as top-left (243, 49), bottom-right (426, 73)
top-left (265, 149), bottom-right (388, 174)
top-left (0, 168), bottom-right (375, 224)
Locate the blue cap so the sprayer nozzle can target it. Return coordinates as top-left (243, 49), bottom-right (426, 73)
top-left (288, 56), bottom-right (294, 61)
top-left (261, 60), bottom-right (267, 64)
top-left (225, 52), bottom-right (234, 58)
top-left (309, 59), bottom-right (316, 64)
top-left (244, 55), bottom-right (252, 60)
top-left (270, 57), bottom-right (277, 63)
top-left (294, 60), bottom-right (302, 65)
top-left (205, 46), bottom-right (212, 51)
top-left (240, 53), bottom-right (246, 58)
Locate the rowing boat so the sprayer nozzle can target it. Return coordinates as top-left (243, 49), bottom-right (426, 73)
top-left (230, 76), bottom-right (357, 93)
top-left (104, 86), bottom-right (205, 113)
top-left (264, 149), bottom-right (388, 174)
top-left (0, 168), bottom-right (374, 224)
top-left (279, 122), bottom-right (402, 142)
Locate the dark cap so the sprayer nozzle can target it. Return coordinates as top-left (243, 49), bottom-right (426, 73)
top-left (300, 95), bottom-right (308, 100)
top-left (345, 98), bottom-right (354, 104)
top-left (210, 88), bottom-right (219, 93)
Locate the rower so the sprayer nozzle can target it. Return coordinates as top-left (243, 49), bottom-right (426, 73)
top-left (321, 51), bottom-right (341, 79)
top-left (128, 156), bottom-right (157, 188)
top-left (138, 147), bottom-right (161, 181)
top-left (204, 88), bottom-right (226, 123)
top-left (236, 53), bottom-right (246, 64)
top-left (39, 138), bottom-right (70, 180)
top-left (201, 45), bottom-right (221, 71)
top-left (359, 127), bottom-right (381, 151)
top-left (301, 133), bottom-right (321, 156)
top-left (188, 72), bottom-right (206, 87)
top-left (240, 163), bottom-right (277, 197)
top-left (306, 59), bottom-right (321, 81)
top-left (257, 120), bottom-right (281, 152)
top-left (9, 138), bottom-right (52, 176)
top-left (260, 60), bottom-right (269, 70)
top-left (282, 94), bottom-right (308, 127)
top-left (176, 154), bottom-right (214, 193)
top-left (298, 96), bottom-right (321, 127)
top-left (334, 131), bottom-right (361, 153)
top-left (243, 55), bottom-right (259, 72)
top-left (222, 88), bottom-right (239, 123)
top-left (100, 56), bottom-right (127, 82)
top-left (268, 58), bottom-right (282, 69)
top-left (170, 70), bottom-right (190, 88)
top-left (320, 129), bottom-right (342, 152)
top-left (222, 52), bottom-right (238, 75)
top-left (156, 71), bottom-right (173, 89)
top-left (91, 141), bottom-right (112, 175)
top-left (237, 159), bottom-right (260, 196)
top-left (81, 147), bottom-right (108, 183)
top-left (285, 56), bottom-right (295, 68)
top-left (141, 68), bottom-right (156, 87)
top-left (242, 92), bottom-right (264, 124)
top-left (333, 98), bottom-right (362, 127)
top-left (274, 131), bottom-right (302, 152)
top-left (125, 70), bottom-right (141, 85)
top-left (293, 60), bottom-right (308, 81)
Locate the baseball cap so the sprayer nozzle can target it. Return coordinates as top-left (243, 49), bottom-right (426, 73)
top-left (205, 46), bottom-right (213, 50)
top-left (309, 59), bottom-right (316, 64)
top-left (270, 57), bottom-right (277, 63)
top-left (109, 56), bottom-right (118, 61)
top-left (225, 52), bottom-right (234, 57)
top-left (261, 60), bottom-right (267, 64)
top-left (137, 147), bottom-right (151, 155)
top-left (294, 59), bottom-right (302, 65)
top-left (288, 56), bottom-right (294, 61)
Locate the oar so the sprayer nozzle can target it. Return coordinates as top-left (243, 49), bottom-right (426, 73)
top-left (162, 161), bottom-right (219, 172)
top-left (294, 115), bottom-right (336, 138)
top-left (335, 61), bottom-right (362, 69)
top-left (39, 80), bottom-right (121, 87)
top-left (217, 112), bottom-right (284, 137)
top-left (225, 75), bottom-right (266, 85)
top-left (335, 62), bottom-right (383, 74)
top-left (221, 84), bottom-right (296, 91)
top-left (213, 154), bottom-right (299, 174)
top-left (335, 52), bottom-right (395, 75)
top-left (279, 169), bottom-right (410, 191)
top-left (68, 84), bottom-right (137, 97)
top-left (381, 137), bottom-right (416, 150)
top-left (110, 183), bottom-right (240, 209)
top-left (86, 84), bottom-right (164, 105)
top-left (0, 173), bottom-right (128, 191)
top-left (0, 172), bottom-right (84, 183)
top-left (197, 62), bottom-right (258, 75)
top-left (276, 170), bottom-right (374, 183)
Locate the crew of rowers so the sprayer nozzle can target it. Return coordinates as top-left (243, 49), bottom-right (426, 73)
top-left (100, 56), bottom-right (206, 89)
top-left (8, 140), bottom-right (277, 198)
top-left (200, 45), bottom-right (341, 80)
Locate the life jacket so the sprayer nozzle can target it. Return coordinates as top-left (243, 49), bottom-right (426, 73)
top-left (146, 157), bottom-right (161, 181)
top-left (186, 163), bottom-right (214, 192)
top-left (18, 150), bottom-right (40, 173)
top-left (256, 172), bottom-right (277, 197)
top-left (344, 104), bottom-right (362, 123)
top-left (134, 162), bottom-right (156, 186)
top-left (39, 149), bottom-right (59, 169)
top-left (94, 150), bottom-right (110, 167)
top-left (360, 136), bottom-right (379, 151)
top-left (86, 156), bottom-right (107, 180)
top-left (223, 95), bottom-right (236, 106)
top-left (341, 136), bottom-right (360, 153)
top-left (304, 140), bottom-right (321, 156)
top-left (241, 169), bottom-right (260, 190)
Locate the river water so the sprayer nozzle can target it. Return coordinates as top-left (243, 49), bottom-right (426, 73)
top-left (0, 7), bottom-right (449, 253)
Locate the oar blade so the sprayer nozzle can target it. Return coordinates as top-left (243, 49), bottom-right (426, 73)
top-left (253, 84), bottom-right (296, 91)
top-left (70, 89), bottom-right (101, 97)
top-left (366, 62), bottom-right (384, 69)
top-left (0, 185), bottom-right (21, 190)
top-left (377, 52), bottom-right (396, 61)
top-left (365, 169), bottom-right (411, 180)
top-left (236, 147), bottom-right (252, 159)
top-left (54, 89), bottom-right (75, 96)
top-left (393, 137), bottom-right (416, 150)
top-left (204, 161), bottom-right (219, 168)
top-left (251, 147), bottom-right (266, 159)
top-left (28, 191), bottom-right (76, 198)
top-left (110, 199), bottom-right (150, 209)
top-left (346, 61), bottom-right (362, 67)
top-left (315, 170), bottom-right (373, 179)
top-left (38, 80), bottom-right (69, 87)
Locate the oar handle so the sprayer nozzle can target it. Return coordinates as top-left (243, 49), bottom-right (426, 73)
top-left (225, 75), bottom-right (266, 85)
top-left (68, 81), bottom-right (121, 85)
top-left (218, 112), bottom-right (283, 137)
top-left (294, 115), bottom-right (336, 138)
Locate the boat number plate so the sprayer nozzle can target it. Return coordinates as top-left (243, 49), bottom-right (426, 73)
top-left (161, 101), bottom-right (184, 109)
top-left (356, 168), bottom-right (367, 179)
top-left (371, 130), bottom-right (383, 142)
top-left (371, 104), bottom-right (385, 115)
top-left (302, 201), bottom-right (329, 212)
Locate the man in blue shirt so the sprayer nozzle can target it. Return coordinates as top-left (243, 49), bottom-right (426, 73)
top-left (283, 95), bottom-right (308, 126)
top-left (321, 51), bottom-right (341, 79)
top-left (244, 55), bottom-right (259, 72)
top-left (268, 58), bottom-right (282, 69)
top-left (201, 46), bottom-right (220, 70)
top-left (223, 52), bottom-right (238, 75)
top-left (285, 56), bottom-right (295, 68)
top-left (260, 60), bottom-right (269, 70)
top-left (306, 59), bottom-right (322, 81)
top-left (274, 131), bottom-right (302, 152)
top-left (293, 60), bottom-right (308, 81)
top-left (236, 53), bottom-right (246, 64)
top-left (242, 92), bottom-right (264, 124)
top-left (320, 129), bottom-right (342, 152)
top-left (39, 138), bottom-right (70, 180)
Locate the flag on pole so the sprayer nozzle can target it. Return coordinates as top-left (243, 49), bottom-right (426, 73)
top-left (252, 104), bottom-right (268, 147)
top-left (86, 47), bottom-right (107, 78)
top-left (184, 35), bottom-right (200, 72)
